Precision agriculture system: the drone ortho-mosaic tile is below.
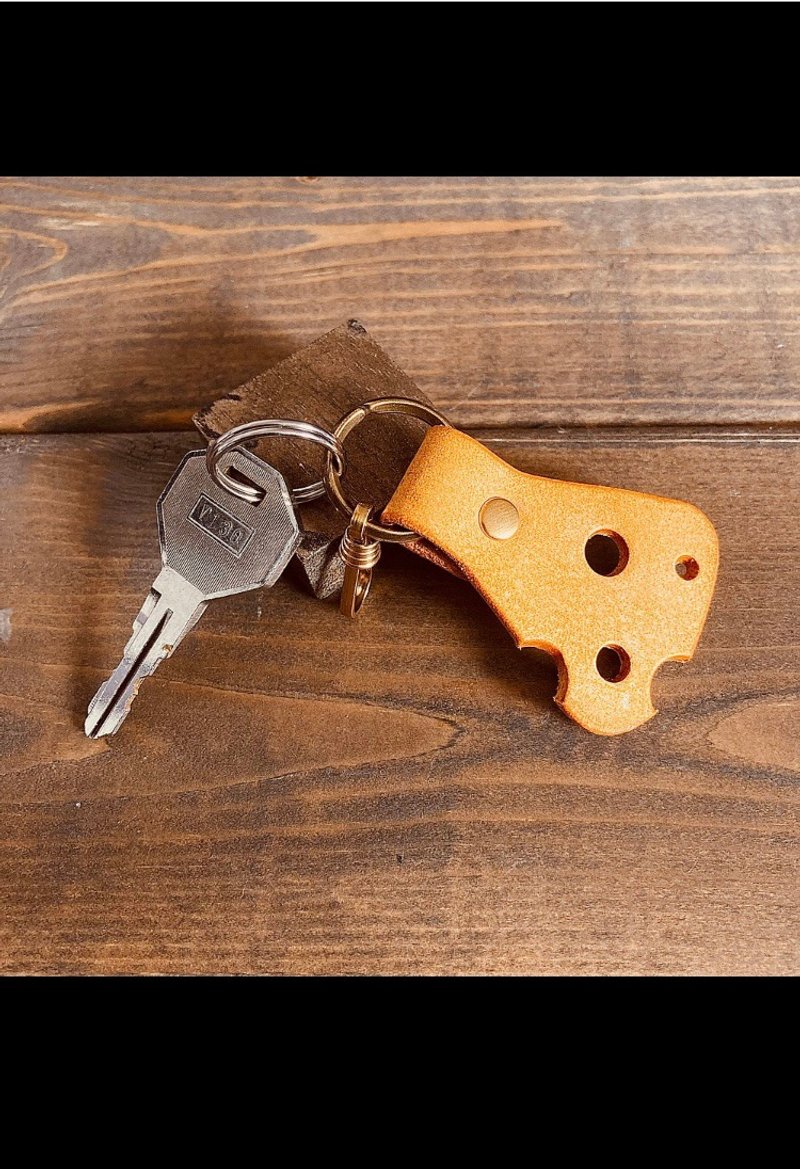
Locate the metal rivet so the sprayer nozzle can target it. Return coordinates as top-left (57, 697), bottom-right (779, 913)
top-left (479, 497), bottom-right (519, 540)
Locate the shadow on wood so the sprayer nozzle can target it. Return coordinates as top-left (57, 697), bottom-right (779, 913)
top-left (10, 309), bottom-right (300, 433)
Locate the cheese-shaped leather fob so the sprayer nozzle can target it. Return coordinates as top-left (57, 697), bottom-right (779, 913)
top-left (383, 427), bottom-right (719, 736)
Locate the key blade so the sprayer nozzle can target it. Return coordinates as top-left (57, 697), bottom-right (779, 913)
top-left (85, 569), bottom-right (205, 739)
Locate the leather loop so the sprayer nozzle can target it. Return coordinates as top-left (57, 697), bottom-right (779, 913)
top-left (383, 427), bottom-right (719, 735)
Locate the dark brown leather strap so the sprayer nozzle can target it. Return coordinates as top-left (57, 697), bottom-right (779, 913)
top-left (194, 319), bottom-right (440, 597)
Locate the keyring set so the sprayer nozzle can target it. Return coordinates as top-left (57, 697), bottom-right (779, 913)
top-left (204, 397), bottom-right (451, 618)
top-left (86, 392), bottom-right (719, 740)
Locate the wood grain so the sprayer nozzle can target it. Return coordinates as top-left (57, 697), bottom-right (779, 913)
top-left (1, 177), bottom-right (796, 975)
top-left (2, 177), bottom-right (800, 432)
top-left (0, 430), bottom-right (797, 974)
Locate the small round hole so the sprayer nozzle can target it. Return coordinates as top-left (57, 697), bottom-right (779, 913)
top-left (675, 556), bottom-right (700, 580)
top-left (595, 645), bottom-right (631, 683)
top-left (585, 531), bottom-right (629, 576)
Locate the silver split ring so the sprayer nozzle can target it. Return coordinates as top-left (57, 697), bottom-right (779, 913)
top-left (206, 419), bottom-right (346, 505)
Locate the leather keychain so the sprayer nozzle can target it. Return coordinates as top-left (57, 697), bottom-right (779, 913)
top-left (324, 399), bottom-right (719, 737)
top-left (196, 325), bottom-right (719, 736)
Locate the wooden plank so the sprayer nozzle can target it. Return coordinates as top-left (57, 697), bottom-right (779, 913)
top-left (0, 429), bottom-right (797, 974)
top-left (2, 177), bottom-right (800, 432)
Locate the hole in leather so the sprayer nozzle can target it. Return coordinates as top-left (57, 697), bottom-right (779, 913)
top-left (596, 645), bottom-right (631, 683)
top-left (675, 555), bottom-right (699, 580)
top-left (585, 531), bottom-right (629, 576)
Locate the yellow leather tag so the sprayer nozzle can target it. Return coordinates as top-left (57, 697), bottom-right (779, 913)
top-left (383, 427), bottom-right (719, 735)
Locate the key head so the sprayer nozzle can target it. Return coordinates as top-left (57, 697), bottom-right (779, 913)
top-left (157, 450), bottom-right (300, 600)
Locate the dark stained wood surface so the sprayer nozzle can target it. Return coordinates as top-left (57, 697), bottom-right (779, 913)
top-left (2, 177), bottom-right (800, 432)
top-left (0, 429), bottom-right (797, 974)
top-left (1, 177), bottom-right (798, 975)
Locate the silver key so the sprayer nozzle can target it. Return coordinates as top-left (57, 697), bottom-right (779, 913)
top-left (85, 448), bottom-right (300, 738)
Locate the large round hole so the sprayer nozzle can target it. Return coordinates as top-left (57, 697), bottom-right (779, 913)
top-left (595, 645), bottom-right (631, 683)
top-left (675, 556), bottom-right (700, 580)
top-left (585, 530), bottom-right (629, 576)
